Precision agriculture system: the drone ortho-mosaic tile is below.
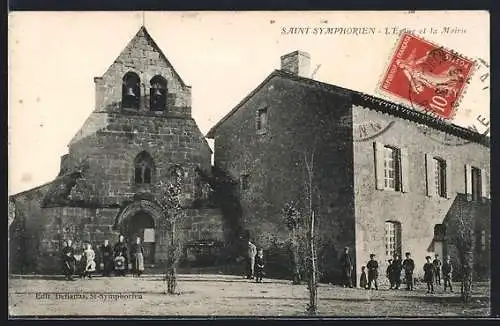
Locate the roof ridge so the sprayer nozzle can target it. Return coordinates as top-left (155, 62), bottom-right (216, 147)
top-left (207, 69), bottom-right (489, 147)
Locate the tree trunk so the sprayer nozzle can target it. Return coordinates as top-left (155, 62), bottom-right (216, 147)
top-left (292, 228), bottom-right (301, 285)
top-left (307, 210), bottom-right (318, 316)
top-left (461, 250), bottom-right (473, 304)
top-left (166, 220), bottom-right (177, 294)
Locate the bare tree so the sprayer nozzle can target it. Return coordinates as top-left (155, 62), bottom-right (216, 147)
top-left (453, 199), bottom-right (475, 304)
top-left (304, 151), bottom-right (318, 316)
top-left (282, 200), bottom-right (303, 285)
top-left (155, 169), bottom-right (184, 294)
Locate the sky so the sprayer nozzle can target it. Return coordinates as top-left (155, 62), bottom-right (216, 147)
top-left (8, 11), bottom-right (490, 195)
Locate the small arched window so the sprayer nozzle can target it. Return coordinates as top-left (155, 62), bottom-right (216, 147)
top-left (150, 75), bottom-right (167, 111)
top-left (122, 72), bottom-right (141, 109)
top-left (134, 151), bottom-right (154, 185)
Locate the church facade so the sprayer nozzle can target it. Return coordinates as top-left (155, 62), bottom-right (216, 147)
top-left (9, 27), bottom-right (225, 274)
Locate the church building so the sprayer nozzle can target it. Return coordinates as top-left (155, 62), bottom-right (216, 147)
top-left (9, 27), bottom-right (225, 273)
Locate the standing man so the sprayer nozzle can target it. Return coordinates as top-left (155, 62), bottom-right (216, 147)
top-left (366, 254), bottom-right (379, 290)
top-left (392, 255), bottom-right (403, 290)
top-left (340, 246), bottom-right (353, 288)
top-left (403, 252), bottom-right (415, 291)
top-left (442, 255), bottom-right (454, 292)
top-left (100, 239), bottom-right (113, 277)
top-left (61, 240), bottom-right (75, 281)
top-left (246, 240), bottom-right (257, 279)
top-left (433, 254), bottom-right (442, 286)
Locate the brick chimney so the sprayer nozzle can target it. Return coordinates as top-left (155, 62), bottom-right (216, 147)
top-left (280, 50), bottom-right (311, 78)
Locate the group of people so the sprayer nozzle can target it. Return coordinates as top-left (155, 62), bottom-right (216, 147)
top-left (245, 240), bottom-right (265, 283)
top-left (61, 234), bottom-right (146, 280)
top-left (342, 247), bottom-right (454, 293)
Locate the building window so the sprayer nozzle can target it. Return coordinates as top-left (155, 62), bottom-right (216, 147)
top-left (471, 167), bottom-right (482, 201)
top-left (134, 151), bottom-right (154, 185)
top-left (385, 221), bottom-right (402, 259)
top-left (383, 146), bottom-right (401, 191)
top-left (150, 75), bottom-right (167, 111)
top-left (240, 174), bottom-right (249, 191)
top-left (434, 224), bottom-right (446, 241)
top-left (256, 108), bottom-right (268, 133)
top-left (122, 72), bottom-right (141, 109)
top-left (434, 158), bottom-right (447, 197)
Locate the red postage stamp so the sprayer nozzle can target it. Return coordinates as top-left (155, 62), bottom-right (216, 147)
top-left (379, 32), bottom-right (475, 120)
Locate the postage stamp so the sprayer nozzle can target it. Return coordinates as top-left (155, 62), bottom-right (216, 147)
top-left (378, 32), bottom-right (476, 120)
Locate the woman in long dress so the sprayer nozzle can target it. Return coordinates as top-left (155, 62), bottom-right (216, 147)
top-left (131, 237), bottom-right (145, 277)
top-left (61, 240), bottom-right (76, 281)
top-left (113, 234), bottom-right (129, 276)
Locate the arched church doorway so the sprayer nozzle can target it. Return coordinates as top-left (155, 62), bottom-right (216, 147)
top-left (126, 211), bottom-right (156, 265)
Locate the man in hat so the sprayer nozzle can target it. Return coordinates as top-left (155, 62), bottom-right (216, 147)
top-left (432, 254), bottom-right (442, 286)
top-left (403, 252), bottom-right (415, 291)
top-left (442, 255), bottom-right (454, 292)
top-left (366, 254), bottom-right (379, 290)
top-left (340, 246), bottom-right (353, 288)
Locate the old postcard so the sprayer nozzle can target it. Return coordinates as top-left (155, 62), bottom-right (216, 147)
top-left (8, 11), bottom-right (491, 317)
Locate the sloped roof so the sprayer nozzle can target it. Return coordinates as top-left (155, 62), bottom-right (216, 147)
top-left (100, 26), bottom-right (190, 88)
top-left (206, 69), bottom-right (489, 147)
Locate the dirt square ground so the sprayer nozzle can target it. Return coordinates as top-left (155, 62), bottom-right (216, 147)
top-left (8, 274), bottom-right (490, 317)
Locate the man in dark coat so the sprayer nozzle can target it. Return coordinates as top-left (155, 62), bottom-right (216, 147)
top-left (100, 239), bottom-right (113, 277)
top-left (403, 252), bottom-right (415, 291)
top-left (366, 254), bottom-right (379, 290)
top-left (61, 240), bottom-right (75, 281)
top-left (392, 255), bottom-right (403, 289)
top-left (113, 234), bottom-right (129, 276)
top-left (340, 246), bottom-right (353, 288)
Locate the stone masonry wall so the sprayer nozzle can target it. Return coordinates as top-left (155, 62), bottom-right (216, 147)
top-left (67, 114), bottom-right (212, 207)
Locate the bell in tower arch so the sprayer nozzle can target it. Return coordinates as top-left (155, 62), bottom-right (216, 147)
top-left (127, 86), bottom-right (137, 97)
top-left (122, 72), bottom-right (141, 109)
top-left (149, 75), bottom-right (167, 111)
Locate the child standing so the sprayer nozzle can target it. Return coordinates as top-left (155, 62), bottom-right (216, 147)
top-left (360, 266), bottom-right (368, 289)
top-left (442, 255), bottom-right (454, 292)
top-left (423, 256), bottom-right (435, 294)
top-left (83, 243), bottom-right (96, 279)
top-left (254, 249), bottom-right (265, 283)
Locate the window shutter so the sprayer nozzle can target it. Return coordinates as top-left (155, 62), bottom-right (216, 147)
top-left (465, 164), bottom-right (472, 201)
top-left (400, 147), bottom-right (410, 193)
top-left (481, 168), bottom-right (488, 200)
top-left (374, 142), bottom-right (385, 190)
top-left (445, 160), bottom-right (452, 199)
top-left (425, 154), bottom-right (435, 197)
